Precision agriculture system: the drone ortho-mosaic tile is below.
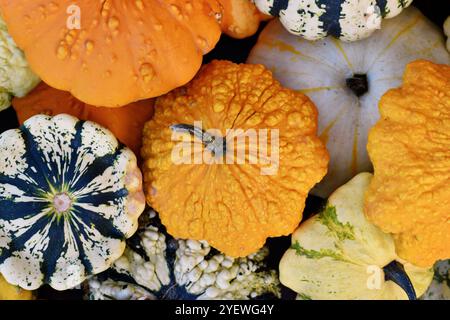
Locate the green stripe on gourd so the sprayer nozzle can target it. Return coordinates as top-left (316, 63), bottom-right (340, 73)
top-left (252, 0), bottom-right (413, 41)
top-left (0, 114), bottom-right (145, 290)
top-left (318, 206), bottom-right (355, 241)
top-left (291, 241), bottom-right (348, 262)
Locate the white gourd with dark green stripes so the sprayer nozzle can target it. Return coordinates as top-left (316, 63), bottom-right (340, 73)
top-left (253, 0), bottom-right (413, 41)
top-left (0, 114), bottom-right (145, 291)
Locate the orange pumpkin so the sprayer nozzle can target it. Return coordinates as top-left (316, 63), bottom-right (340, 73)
top-left (0, 0), bottom-right (265, 107)
top-left (142, 60), bottom-right (329, 257)
top-left (13, 82), bottom-right (154, 156)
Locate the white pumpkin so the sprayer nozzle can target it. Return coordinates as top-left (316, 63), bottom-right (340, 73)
top-left (252, 0), bottom-right (413, 41)
top-left (248, 7), bottom-right (450, 197)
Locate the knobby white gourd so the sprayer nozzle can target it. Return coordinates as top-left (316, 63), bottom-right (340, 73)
top-left (248, 7), bottom-right (450, 197)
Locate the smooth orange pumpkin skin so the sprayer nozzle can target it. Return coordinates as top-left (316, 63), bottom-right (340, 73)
top-left (218, 0), bottom-right (271, 39)
top-left (142, 60), bottom-right (329, 257)
top-left (364, 60), bottom-right (450, 268)
top-left (13, 82), bottom-right (154, 156)
top-left (0, 0), bottom-right (223, 107)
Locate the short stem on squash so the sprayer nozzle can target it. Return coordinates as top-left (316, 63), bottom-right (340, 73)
top-left (383, 260), bottom-right (417, 300)
top-left (346, 74), bottom-right (369, 97)
top-left (170, 124), bottom-right (226, 157)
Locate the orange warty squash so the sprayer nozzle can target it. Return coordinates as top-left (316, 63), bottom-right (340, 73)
top-left (364, 60), bottom-right (450, 268)
top-left (13, 82), bottom-right (154, 156)
top-left (0, 0), bottom-right (265, 107)
top-left (141, 60), bottom-right (329, 257)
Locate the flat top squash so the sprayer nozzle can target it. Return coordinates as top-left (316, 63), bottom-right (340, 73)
top-left (364, 60), bottom-right (450, 268)
top-left (142, 60), bottom-right (328, 257)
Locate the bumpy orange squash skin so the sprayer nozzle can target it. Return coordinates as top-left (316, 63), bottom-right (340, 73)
top-left (13, 83), bottom-right (154, 156)
top-left (142, 60), bottom-right (329, 257)
top-left (364, 60), bottom-right (450, 268)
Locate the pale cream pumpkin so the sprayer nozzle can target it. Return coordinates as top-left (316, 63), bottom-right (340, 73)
top-left (248, 7), bottom-right (450, 197)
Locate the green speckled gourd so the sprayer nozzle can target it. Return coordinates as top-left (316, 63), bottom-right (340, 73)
top-left (252, 0), bottom-right (413, 41)
top-left (279, 173), bottom-right (433, 300)
top-left (87, 209), bottom-right (281, 300)
top-left (0, 114), bottom-right (145, 290)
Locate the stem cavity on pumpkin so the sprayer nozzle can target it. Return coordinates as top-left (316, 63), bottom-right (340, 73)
top-left (346, 74), bottom-right (369, 97)
top-left (170, 124), bottom-right (226, 158)
top-left (383, 261), bottom-right (417, 300)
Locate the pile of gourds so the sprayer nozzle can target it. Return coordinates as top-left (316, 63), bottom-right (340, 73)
top-left (0, 0), bottom-right (448, 300)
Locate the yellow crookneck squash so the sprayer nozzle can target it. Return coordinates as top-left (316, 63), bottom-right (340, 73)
top-left (142, 60), bottom-right (329, 257)
top-left (279, 173), bottom-right (433, 300)
top-left (364, 60), bottom-right (450, 268)
top-left (0, 0), bottom-right (265, 107)
top-left (0, 275), bottom-right (33, 300)
top-left (12, 82), bottom-right (154, 157)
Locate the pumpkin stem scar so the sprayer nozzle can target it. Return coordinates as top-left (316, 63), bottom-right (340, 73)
top-left (346, 74), bottom-right (369, 97)
top-left (383, 261), bottom-right (417, 300)
top-left (170, 124), bottom-right (226, 157)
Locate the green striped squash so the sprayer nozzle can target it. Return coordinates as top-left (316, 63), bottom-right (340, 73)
top-left (0, 114), bottom-right (145, 290)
